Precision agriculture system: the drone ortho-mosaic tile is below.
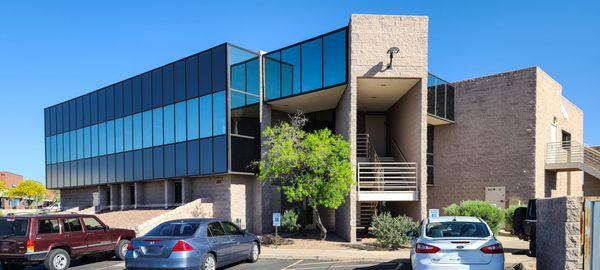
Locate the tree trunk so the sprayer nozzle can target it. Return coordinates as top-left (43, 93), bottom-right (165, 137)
top-left (313, 206), bottom-right (327, 240)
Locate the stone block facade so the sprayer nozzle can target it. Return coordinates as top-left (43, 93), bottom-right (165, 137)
top-left (536, 196), bottom-right (583, 270)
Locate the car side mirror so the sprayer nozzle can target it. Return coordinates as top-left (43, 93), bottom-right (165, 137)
top-left (405, 230), bottom-right (416, 238)
top-left (104, 225), bottom-right (110, 231)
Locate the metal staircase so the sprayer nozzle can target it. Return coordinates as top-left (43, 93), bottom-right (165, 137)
top-left (546, 141), bottom-right (600, 179)
top-left (355, 133), bottom-right (419, 230)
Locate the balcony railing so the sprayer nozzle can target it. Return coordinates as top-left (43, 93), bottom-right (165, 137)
top-left (546, 141), bottom-right (600, 178)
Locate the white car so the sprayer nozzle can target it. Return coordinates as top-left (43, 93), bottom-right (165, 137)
top-left (408, 216), bottom-right (505, 270)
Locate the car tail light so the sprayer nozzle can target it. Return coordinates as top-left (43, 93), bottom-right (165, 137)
top-left (172, 240), bottom-right (194, 252)
top-left (481, 243), bottom-right (504, 254)
top-left (26, 239), bottom-right (35, 253)
top-left (127, 242), bottom-right (134, 251)
top-left (416, 243), bottom-right (440, 254)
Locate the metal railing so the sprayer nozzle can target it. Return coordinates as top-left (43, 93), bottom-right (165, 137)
top-left (546, 141), bottom-right (600, 172)
top-left (357, 134), bottom-right (380, 163)
top-left (357, 162), bottom-right (418, 192)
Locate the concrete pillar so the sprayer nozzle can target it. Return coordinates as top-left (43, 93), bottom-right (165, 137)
top-left (134, 182), bottom-right (144, 209)
top-left (97, 185), bottom-right (109, 212)
top-left (120, 184), bottom-right (132, 210)
top-left (109, 184), bottom-right (121, 211)
top-left (164, 180), bottom-right (175, 209)
top-left (182, 178), bottom-right (193, 203)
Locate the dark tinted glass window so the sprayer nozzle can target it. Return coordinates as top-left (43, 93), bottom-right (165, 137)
top-left (207, 222), bottom-right (226, 237)
top-left (187, 140), bottom-right (199, 175)
top-left (163, 144), bottom-right (175, 178)
top-left (77, 160), bottom-right (84, 186)
top-left (132, 76), bottom-right (142, 114)
top-left (114, 83), bottom-right (123, 118)
top-left (45, 109), bottom-right (50, 136)
top-left (0, 218), bottom-right (28, 237)
top-left (446, 85), bottom-right (455, 121)
top-left (69, 100), bottom-right (76, 130)
top-left (63, 218), bottom-right (83, 232)
top-left (221, 222), bottom-right (242, 235)
top-left (56, 104), bottom-right (63, 134)
top-left (49, 106), bottom-right (56, 135)
top-left (124, 151), bottom-right (133, 181)
top-left (133, 150), bottom-right (143, 181)
top-left (84, 156), bottom-right (91, 185)
top-left (143, 148), bottom-right (153, 180)
top-left (90, 92), bottom-right (98, 125)
top-left (213, 135), bottom-right (227, 173)
top-left (147, 222), bottom-right (199, 237)
top-left (198, 51), bottom-right (211, 96)
top-left (83, 94), bottom-right (91, 126)
top-left (153, 146), bottom-right (164, 178)
top-left (106, 86), bottom-right (115, 120)
top-left (152, 69), bottom-right (163, 108)
top-left (175, 142), bottom-right (187, 177)
top-left (63, 102), bottom-right (69, 132)
top-left (107, 154), bottom-right (115, 182)
top-left (211, 45), bottom-right (227, 92)
top-left (186, 56), bottom-right (199, 98)
top-left (82, 218), bottom-right (104, 231)
top-left (142, 72), bottom-right (152, 111)
top-left (200, 138), bottom-right (212, 174)
top-left (163, 65), bottom-right (174, 105)
top-left (323, 30), bottom-right (346, 87)
top-left (264, 52), bottom-right (281, 100)
top-left (301, 38), bottom-right (323, 92)
top-left (115, 153), bottom-right (124, 182)
top-left (76, 97), bottom-right (83, 129)
top-left (98, 88), bottom-right (106, 123)
top-left (99, 156), bottom-right (107, 183)
top-left (174, 60), bottom-right (186, 102)
top-left (123, 80), bottom-right (133, 116)
top-left (91, 157), bottom-right (99, 184)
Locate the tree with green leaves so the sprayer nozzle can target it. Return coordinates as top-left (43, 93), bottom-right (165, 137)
top-left (6, 180), bottom-right (47, 207)
top-left (258, 113), bottom-right (353, 240)
top-left (0, 180), bottom-right (6, 194)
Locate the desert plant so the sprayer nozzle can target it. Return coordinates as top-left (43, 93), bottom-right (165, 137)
top-left (504, 204), bottom-right (524, 233)
top-left (281, 209), bottom-right (301, 232)
top-left (369, 212), bottom-right (418, 249)
top-left (444, 200), bottom-right (505, 235)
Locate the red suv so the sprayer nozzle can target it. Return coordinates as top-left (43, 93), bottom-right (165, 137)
top-left (0, 213), bottom-right (135, 270)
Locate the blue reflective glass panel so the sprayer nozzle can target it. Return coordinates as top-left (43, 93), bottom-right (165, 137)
top-left (57, 134), bottom-right (63, 163)
top-left (123, 115), bottom-right (133, 151)
top-left (153, 108), bottom-right (163, 146)
top-left (247, 58), bottom-right (260, 96)
top-left (91, 125), bottom-right (98, 157)
top-left (63, 133), bottom-right (69, 162)
top-left (46, 137), bottom-right (51, 164)
top-left (153, 146), bottom-right (163, 178)
top-left (265, 52), bottom-right (281, 100)
top-left (142, 72), bottom-right (152, 111)
top-left (106, 86), bottom-right (115, 120)
top-left (114, 83), bottom-right (123, 118)
top-left (199, 95), bottom-right (212, 138)
top-left (124, 151), bottom-right (133, 181)
top-left (163, 65), bottom-right (174, 105)
top-left (84, 126), bottom-right (91, 158)
top-left (200, 138), bottom-right (212, 174)
top-left (77, 129), bottom-right (84, 159)
top-left (132, 76), bottom-right (142, 114)
top-left (187, 98), bottom-right (199, 140)
top-left (212, 91), bottom-right (226, 135)
top-left (212, 45), bottom-right (227, 92)
top-left (281, 45), bottom-right (300, 95)
top-left (174, 60), bottom-right (186, 102)
top-left (213, 135), bottom-right (227, 173)
top-left (301, 38), bottom-right (323, 92)
top-left (123, 80), bottom-right (132, 116)
top-left (115, 118), bottom-right (124, 152)
top-left (175, 101), bottom-right (186, 142)
top-left (133, 113), bottom-right (142, 150)
top-left (90, 92), bottom-right (98, 125)
top-left (133, 150), bottom-right (143, 181)
top-left (231, 64), bottom-right (245, 91)
top-left (152, 69), bottom-right (163, 108)
top-left (143, 148), bottom-right (153, 180)
top-left (143, 110), bottom-right (153, 148)
top-left (70, 131), bottom-right (76, 161)
top-left (163, 105), bottom-right (175, 144)
top-left (164, 144), bottom-right (175, 178)
top-left (107, 154), bottom-right (115, 183)
top-left (106, 120), bottom-right (115, 154)
top-left (199, 51), bottom-right (211, 96)
top-left (186, 56), bottom-right (199, 98)
top-left (98, 89), bottom-right (106, 123)
top-left (175, 142), bottom-right (186, 177)
top-left (323, 30), bottom-right (347, 87)
top-left (98, 122), bottom-right (106, 156)
top-left (99, 156), bottom-right (107, 184)
top-left (115, 153), bottom-right (124, 182)
top-left (187, 140), bottom-right (199, 175)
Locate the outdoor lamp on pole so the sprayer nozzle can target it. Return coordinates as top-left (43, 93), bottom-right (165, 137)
top-left (386, 47), bottom-right (400, 69)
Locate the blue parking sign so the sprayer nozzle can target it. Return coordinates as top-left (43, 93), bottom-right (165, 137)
top-left (273, 213), bottom-right (281, 227)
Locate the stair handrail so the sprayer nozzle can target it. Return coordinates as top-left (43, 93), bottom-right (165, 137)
top-left (584, 145), bottom-right (600, 171)
top-left (390, 138), bottom-right (408, 162)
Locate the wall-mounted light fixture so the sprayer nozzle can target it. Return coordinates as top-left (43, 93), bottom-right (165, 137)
top-left (386, 47), bottom-right (400, 69)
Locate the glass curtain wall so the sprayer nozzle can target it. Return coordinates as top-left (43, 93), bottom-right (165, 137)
top-left (427, 73), bottom-right (455, 121)
top-left (229, 45), bottom-right (260, 173)
top-left (264, 27), bottom-right (347, 101)
top-left (44, 44), bottom-right (229, 189)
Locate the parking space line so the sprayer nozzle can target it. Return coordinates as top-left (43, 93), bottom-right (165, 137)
top-left (282, 259), bottom-right (304, 270)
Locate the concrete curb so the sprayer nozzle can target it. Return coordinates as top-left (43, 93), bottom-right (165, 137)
top-left (261, 247), bottom-right (408, 263)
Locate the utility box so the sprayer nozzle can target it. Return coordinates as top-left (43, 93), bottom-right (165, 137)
top-left (485, 187), bottom-right (506, 209)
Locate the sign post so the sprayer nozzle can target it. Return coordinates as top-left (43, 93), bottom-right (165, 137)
top-left (272, 213), bottom-right (281, 248)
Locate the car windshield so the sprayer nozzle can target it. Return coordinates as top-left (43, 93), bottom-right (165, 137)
top-left (0, 218), bottom-right (29, 237)
top-left (146, 222), bottom-right (200, 237)
top-left (426, 221), bottom-right (490, 238)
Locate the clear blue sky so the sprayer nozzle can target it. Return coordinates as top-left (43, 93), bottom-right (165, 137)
top-left (0, 0), bottom-right (598, 183)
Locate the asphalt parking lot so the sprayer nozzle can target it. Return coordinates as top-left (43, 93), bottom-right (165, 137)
top-left (10, 258), bottom-right (407, 270)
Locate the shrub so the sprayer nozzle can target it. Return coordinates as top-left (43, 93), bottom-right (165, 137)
top-left (369, 212), bottom-right (418, 249)
top-left (504, 204), bottom-right (524, 233)
top-left (444, 200), bottom-right (505, 235)
top-left (281, 209), bottom-right (301, 232)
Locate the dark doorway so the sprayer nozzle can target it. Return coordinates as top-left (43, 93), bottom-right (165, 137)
top-left (106, 186), bottom-right (111, 207)
top-left (562, 130), bottom-right (571, 143)
top-left (174, 182), bottom-right (182, 204)
top-left (129, 184), bottom-right (135, 206)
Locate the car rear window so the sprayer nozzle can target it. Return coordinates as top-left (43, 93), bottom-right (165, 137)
top-left (0, 218), bottom-right (29, 237)
top-left (426, 221), bottom-right (490, 238)
top-left (146, 223), bottom-right (199, 237)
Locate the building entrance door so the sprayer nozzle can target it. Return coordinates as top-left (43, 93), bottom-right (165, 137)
top-left (365, 115), bottom-right (387, 156)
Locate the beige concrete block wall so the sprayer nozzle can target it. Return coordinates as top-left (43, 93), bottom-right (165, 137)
top-left (190, 175), bottom-right (231, 220)
top-left (61, 186), bottom-right (96, 210)
top-left (535, 68), bottom-right (584, 198)
top-left (143, 181), bottom-right (165, 207)
top-left (230, 175), bottom-right (256, 230)
top-left (536, 196), bottom-right (583, 270)
top-left (583, 173), bottom-right (600, 196)
top-left (430, 68), bottom-right (538, 210)
top-left (349, 14), bottom-right (429, 228)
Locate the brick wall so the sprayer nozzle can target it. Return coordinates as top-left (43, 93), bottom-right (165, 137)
top-left (0, 172), bottom-right (23, 188)
top-left (430, 68), bottom-right (538, 210)
top-left (536, 196), bottom-right (583, 270)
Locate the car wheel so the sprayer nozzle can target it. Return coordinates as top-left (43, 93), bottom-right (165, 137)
top-left (115, 239), bottom-right (131, 261)
top-left (247, 242), bottom-right (260, 263)
top-left (44, 248), bottom-right (70, 270)
top-left (201, 253), bottom-right (216, 270)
